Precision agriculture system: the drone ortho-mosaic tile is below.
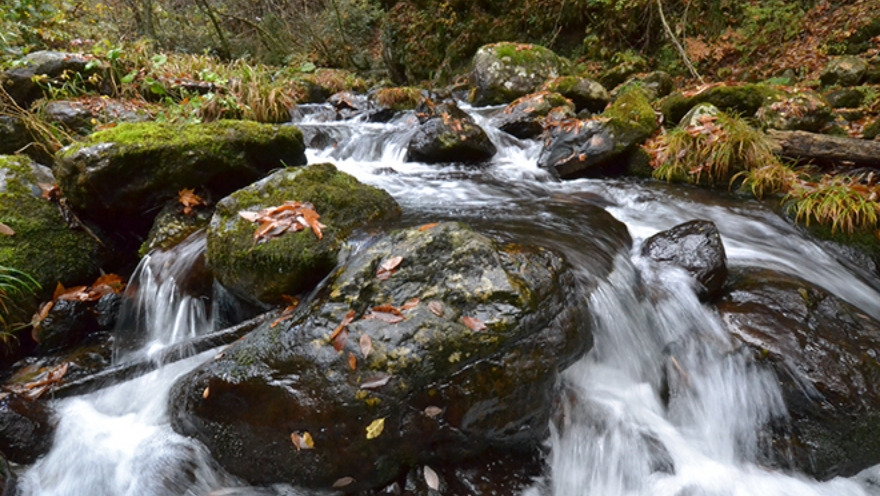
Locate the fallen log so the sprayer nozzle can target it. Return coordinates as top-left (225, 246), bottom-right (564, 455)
top-left (768, 130), bottom-right (880, 168)
top-left (50, 311), bottom-right (276, 399)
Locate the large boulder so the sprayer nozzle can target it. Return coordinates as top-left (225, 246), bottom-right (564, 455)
top-left (406, 101), bottom-right (496, 163)
top-left (820, 56), bottom-right (868, 87)
top-left (170, 222), bottom-right (592, 492)
top-left (54, 120), bottom-right (306, 239)
top-left (0, 393), bottom-right (55, 464)
top-left (494, 91), bottom-right (575, 140)
top-left (206, 163), bottom-right (400, 304)
top-left (541, 76), bottom-right (610, 114)
top-left (611, 71), bottom-right (675, 102)
top-left (660, 84), bottom-right (782, 126)
top-left (0, 117), bottom-right (30, 156)
top-left (39, 97), bottom-right (151, 134)
top-left (0, 155), bottom-right (105, 322)
top-left (641, 220), bottom-right (727, 301)
top-left (716, 269), bottom-right (880, 479)
top-left (538, 87), bottom-right (658, 178)
top-left (0, 51), bottom-right (105, 108)
top-left (469, 43), bottom-right (568, 106)
top-left (756, 90), bottom-right (834, 132)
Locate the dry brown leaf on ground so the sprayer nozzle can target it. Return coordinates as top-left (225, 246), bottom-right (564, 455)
top-left (177, 188), bottom-right (206, 215)
top-left (0, 223), bottom-right (14, 236)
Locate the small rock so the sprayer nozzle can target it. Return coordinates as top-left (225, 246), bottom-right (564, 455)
top-left (641, 220), bottom-right (728, 301)
top-left (820, 56), bottom-right (868, 87)
top-left (406, 101), bottom-right (496, 163)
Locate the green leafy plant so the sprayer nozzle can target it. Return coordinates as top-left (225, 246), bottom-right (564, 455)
top-left (0, 265), bottom-right (39, 346)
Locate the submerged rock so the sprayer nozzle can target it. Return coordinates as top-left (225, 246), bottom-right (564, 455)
top-left (54, 120), bottom-right (306, 239)
top-left (495, 91), bottom-right (575, 139)
top-left (717, 269), bottom-right (880, 479)
top-left (469, 43), bottom-right (568, 106)
top-left (538, 87), bottom-right (657, 178)
top-left (206, 163), bottom-right (400, 304)
top-left (0, 393), bottom-right (55, 464)
top-left (170, 222), bottom-right (592, 492)
top-left (641, 220), bottom-right (728, 301)
top-left (406, 101), bottom-right (496, 163)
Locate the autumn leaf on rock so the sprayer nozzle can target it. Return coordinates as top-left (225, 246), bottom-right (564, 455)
top-left (178, 188), bottom-right (205, 215)
top-left (376, 256), bottom-right (403, 280)
top-left (348, 352), bottom-right (357, 370)
top-left (424, 466), bottom-right (440, 491)
top-left (401, 298), bottom-right (420, 310)
top-left (364, 305), bottom-right (404, 324)
top-left (365, 418), bottom-right (385, 439)
top-left (332, 477), bottom-right (355, 488)
top-left (428, 301), bottom-right (444, 317)
top-left (239, 201), bottom-right (326, 244)
top-left (271, 295), bottom-right (300, 328)
top-left (361, 374), bottom-right (391, 390)
top-left (0, 222), bottom-right (14, 236)
top-left (359, 334), bottom-right (372, 358)
top-left (424, 406), bottom-right (443, 417)
top-left (419, 222), bottom-right (439, 231)
top-left (7, 362), bottom-right (69, 399)
top-left (330, 310), bottom-right (356, 343)
top-left (202, 387), bottom-right (210, 399)
top-left (38, 183), bottom-right (60, 201)
top-left (290, 431), bottom-right (315, 451)
top-left (462, 316), bottom-right (486, 332)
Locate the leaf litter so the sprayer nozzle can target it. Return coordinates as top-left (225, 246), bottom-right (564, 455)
top-left (239, 201), bottom-right (326, 244)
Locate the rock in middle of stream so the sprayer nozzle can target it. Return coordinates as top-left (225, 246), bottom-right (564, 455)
top-left (169, 222), bottom-right (592, 492)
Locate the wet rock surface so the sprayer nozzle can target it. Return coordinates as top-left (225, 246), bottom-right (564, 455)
top-left (641, 220), bottom-right (728, 301)
top-left (716, 268), bottom-right (880, 479)
top-left (494, 91), bottom-right (574, 139)
top-left (170, 221), bottom-right (593, 492)
top-left (0, 392), bottom-right (55, 464)
top-left (406, 101), bottom-right (496, 164)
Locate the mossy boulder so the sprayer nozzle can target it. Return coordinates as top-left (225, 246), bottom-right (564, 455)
top-left (820, 56), bottom-right (868, 87)
top-left (864, 117), bottom-right (880, 140)
top-left (717, 268), bottom-right (880, 479)
top-left (612, 71), bottom-right (675, 102)
top-left (824, 87), bottom-right (865, 109)
top-left (406, 101), bottom-right (497, 164)
top-left (494, 91), bottom-right (575, 140)
top-left (0, 117), bottom-right (30, 156)
top-left (170, 221), bottom-right (592, 492)
top-left (140, 196), bottom-right (212, 257)
top-left (756, 90), bottom-right (834, 132)
top-left (54, 120), bottom-right (306, 240)
top-left (660, 83), bottom-right (782, 126)
top-left (0, 155), bottom-right (105, 321)
top-left (597, 55), bottom-right (648, 90)
top-left (538, 87), bottom-right (658, 178)
top-left (541, 76), bottom-right (609, 114)
top-left (0, 51), bottom-right (106, 108)
top-left (206, 163), bottom-right (400, 304)
top-left (469, 43), bottom-right (568, 106)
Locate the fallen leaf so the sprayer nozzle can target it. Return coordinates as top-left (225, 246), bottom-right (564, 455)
top-left (202, 387), bottom-right (210, 399)
top-left (359, 334), bottom-right (372, 359)
top-left (424, 406), bottom-right (443, 417)
top-left (330, 310), bottom-right (356, 344)
top-left (239, 201), bottom-right (325, 244)
top-left (462, 316), bottom-right (486, 332)
top-left (366, 417), bottom-right (385, 439)
top-left (418, 222), bottom-right (439, 231)
top-left (401, 298), bottom-right (420, 310)
top-left (271, 295), bottom-right (300, 328)
top-left (364, 309), bottom-right (404, 324)
top-left (376, 256), bottom-right (403, 280)
top-left (92, 273), bottom-right (125, 294)
top-left (424, 466), bottom-right (440, 491)
top-left (290, 431), bottom-right (315, 451)
top-left (428, 301), bottom-right (444, 317)
top-left (178, 188), bottom-right (205, 215)
top-left (38, 183), bottom-right (60, 200)
top-left (361, 374), bottom-right (391, 390)
top-left (0, 223), bottom-right (14, 236)
top-left (348, 352), bottom-right (357, 370)
top-left (297, 205), bottom-right (325, 240)
top-left (332, 477), bottom-right (355, 488)
top-left (238, 211), bottom-right (261, 222)
top-left (333, 327), bottom-right (348, 352)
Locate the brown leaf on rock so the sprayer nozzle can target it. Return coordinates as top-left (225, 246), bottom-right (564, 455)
top-left (330, 310), bottom-right (356, 344)
top-left (271, 295), bottom-right (300, 328)
top-left (290, 431), bottom-right (315, 451)
top-left (359, 334), bottom-right (372, 358)
top-left (38, 183), bottom-right (60, 201)
top-left (239, 201), bottom-right (326, 244)
top-left (202, 387), bottom-right (210, 399)
top-left (0, 222), bottom-right (14, 236)
top-left (178, 188), bottom-right (205, 215)
top-left (360, 374), bottom-right (391, 390)
top-left (348, 352), bottom-right (357, 370)
top-left (462, 316), bottom-right (486, 332)
top-left (333, 327), bottom-right (348, 352)
top-left (401, 297), bottom-right (420, 310)
top-left (364, 306), bottom-right (404, 324)
top-left (419, 222), bottom-right (440, 231)
top-left (332, 477), bottom-right (355, 488)
top-left (428, 301), bottom-right (444, 317)
top-left (424, 406), bottom-right (443, 417)
top-left (7, 362), bottom-right (69, 399)
top-left (376, 256), bottom-right (403, 280)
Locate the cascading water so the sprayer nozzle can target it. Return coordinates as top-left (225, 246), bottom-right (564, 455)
top-left (19, 102), bottom-right (880, 495)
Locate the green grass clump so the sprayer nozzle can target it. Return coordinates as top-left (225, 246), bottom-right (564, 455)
top-left (786, 175), bottom-right (880, 234)
top-left (0, 265), bottom-right (38, 346)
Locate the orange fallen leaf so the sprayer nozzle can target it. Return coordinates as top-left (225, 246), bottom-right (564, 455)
top-left (364, 307), bottom-right (404, 324)
top-left (271, 295), bottom-right (300, 328)
top-left (38, 183), bottom-right (60, 201)
top-left (462, 316), bottom-right (486, 332)
top-left (359, 334), bottom-right (372, 359)
top-left (0, 222), bottom-right (14, 236)
top-left (428, 301), bottom-right (444, 317)
top-left (401, 297), bottom-right (420, 310)
top-left (202, 387), bottom-right (210, 399)
top-left (330, 310), bottom-right (356, 343)
top-left (178, 188), bottom-right (205, 216)
top-left (333, 327), bottom-right (348, 352)
top-left (291, 431), bottom-right (315, 451)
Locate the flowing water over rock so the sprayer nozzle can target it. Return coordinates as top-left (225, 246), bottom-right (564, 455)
top-left (19, 103), bottom-right (880, 495)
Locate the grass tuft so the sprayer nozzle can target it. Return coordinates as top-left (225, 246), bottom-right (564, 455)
top-left (785, 174), bottom-right (880, 234)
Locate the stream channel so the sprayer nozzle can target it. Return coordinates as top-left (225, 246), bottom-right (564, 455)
top-left (17, 102), bottom-right (880, 495)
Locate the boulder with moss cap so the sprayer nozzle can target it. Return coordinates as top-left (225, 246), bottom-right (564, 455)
top-left (206, 163), bottom-right (400, 304)
top-left (541, 76), bottom-right (610, 114)
top-left (54, 120), bottom-right (306, 240)
top-left (469, 43), bottom-right (568, 106)
top-left (170, 221), bottom-right (595, 492)
top-left (494, 91), bottom-right (575, 140)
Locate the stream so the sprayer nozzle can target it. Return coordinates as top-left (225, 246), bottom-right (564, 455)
top-left (18, 103), bottom-right (880, 495)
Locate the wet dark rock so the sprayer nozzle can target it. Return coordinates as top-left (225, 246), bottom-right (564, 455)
top-left (0, 117), bottom-right (31, 156)
top-left (0, 450), bottom-right (16, 496)
top-left (820, 56), bottom-right (868, 87)
top-left (54, 120), bottom-right (306, 241)
top-left (170, 222), bottom-right (593, 492)
top-left (494, 91), bottom-right (575, 139)
top-left (469, 43), bottom-right (568, 106)
top-left (825, 88), bottom-right (865, 109)
top-left (756, 90), bottom-right (834, 133)
top-left (32, 299), bottom-right (96, 353)
top-left (406, 101), bottom-right (496, 163)
top-left (328, 91), bottom-right (372, 121)
top-left (207, 163), bottom-right (400, 304)
top-left (716, 269), bottom-right (880, 479)
top-left (0, 393), bottom-right (55, 464)
top-left (641, 220), bottom-right (728, 301)
top-left (541, 76), bottom-right (610, 114)
top-left (0, 51), bottom-right (106, 108)
top-left (538, 88), bottom-right (657, 178)
top-left (140, 195), bottom-right (212, 257)
top-left (661, 84), bottom-right (782, 126)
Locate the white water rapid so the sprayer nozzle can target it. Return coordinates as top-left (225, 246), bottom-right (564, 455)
top-left (19, 102), bottom-right (880, 495)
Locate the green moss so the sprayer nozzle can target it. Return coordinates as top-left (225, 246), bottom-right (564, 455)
top-left (661, 84), bottom-right (783, 125)
top-left (603, 86), bottom-right (658, 145)
top-left (489, 43), bottom-right (560, 68)
top-left (374, 87), bottom-right (422, 111)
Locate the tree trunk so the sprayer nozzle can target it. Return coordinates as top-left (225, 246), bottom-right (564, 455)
top-left (768, 130), bottom-right (880, 169)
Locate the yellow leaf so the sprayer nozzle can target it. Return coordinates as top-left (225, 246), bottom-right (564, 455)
top-left (366, 417), bottom-right (385, 440)
top-left (291, 431), bottom-right (315, 450)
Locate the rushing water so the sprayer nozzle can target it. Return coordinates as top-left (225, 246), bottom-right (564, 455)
top-left (20, 103), bottom-right (880, 495)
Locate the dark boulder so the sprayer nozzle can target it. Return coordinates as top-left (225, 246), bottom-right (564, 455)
top-left (0, 450), bottom-right (16, 496)
top-left (541, 76), bottom-right (610, 114)
top-left (0, 51), bottom-right (106, 108)
top-left (31, 298), bottom-right (96, 353)
top-left (0, 393), bottom-right (55, 464)
top-left (538, 87), bottom-right (657, 178)
top-left (170, 222), bottom-right (592, 492)
top-left (495, 91), bottom-right (575, 139)
top-left (406, 101), bottom-right (496, 164)
top-left (820, 56), bottom-right (867, 87)
top-left (40, 97), bottom-right (151, 134)
top-left (824, 88), bottom-right (865, 109)
top-left (469, 43), bottom-right (568, 106)
top-left (207, 163), bottom-right (400, 304)
top-left (717, 269), bottom-right (880, 479)
top-left (641, 220), bottom-right (728, 301)
top-left (0, 117), bottom-right (31, 156)
top-left (54, 120), bottom-right (306, 239)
